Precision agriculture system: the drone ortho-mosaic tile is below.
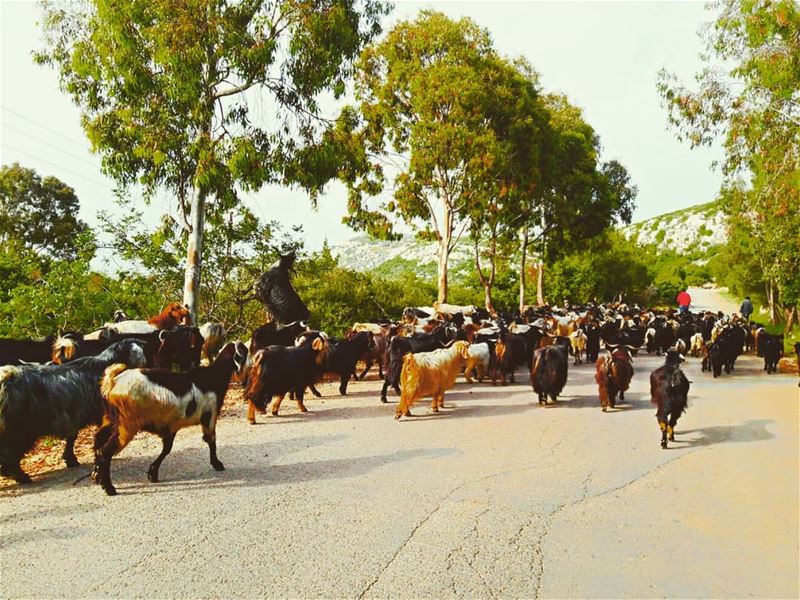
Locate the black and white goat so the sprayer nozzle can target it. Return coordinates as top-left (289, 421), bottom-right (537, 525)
top-left (0, 340), bottom-right (146, 484)
top-left (92, 341), bottom-right (248, 496)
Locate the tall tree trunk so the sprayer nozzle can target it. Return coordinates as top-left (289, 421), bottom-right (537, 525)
top-left (437, 203), bottom-right (452, 304)
top-left (182, 187), bottom-right (205, 324)
top-left (536, 259), bottom-right (545, 306)
top-left (783, 306), bottom-right (796, 335)
top-left (519, 227), bottom-right (528, 313)
top-left (767, 280), bottom-right (778, 325)
top-left (437, 237), bottom-right (450, 304)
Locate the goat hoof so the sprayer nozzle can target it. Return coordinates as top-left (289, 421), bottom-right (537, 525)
top-left (212, 461), bottom-right (225, 472)
top-left (147, 470), bottom-right (159, 483)
top-left (103, 485), bottom-right (118, 496)
top-left (248, 418), bottom-right (256, 425)
top-left (380, 397), bottom-right (387, 404)
top-left (65, 457), bottom-right (80, 468)
top-left (668, 434), bottom-right (675, 442)
top-left (271, 411), bottom-right (279, 416)
top-left (661, 441), bottom-right (668, 449)
top-left (602, 406), bottom-right (607, 412)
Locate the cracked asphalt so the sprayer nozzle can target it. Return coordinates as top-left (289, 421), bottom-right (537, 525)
top-left (1, 350), bottom-right (797, 598)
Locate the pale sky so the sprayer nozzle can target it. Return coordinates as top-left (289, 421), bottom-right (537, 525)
top-left (1, 0), bottom-right (724, 261)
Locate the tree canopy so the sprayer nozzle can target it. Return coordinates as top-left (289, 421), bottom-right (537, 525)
top-left (36, 0), bottom-right (389, 319)
top-left (0, 162), bottom-right (89, 259)
top-left (658, 0), bottom-right (799, 327)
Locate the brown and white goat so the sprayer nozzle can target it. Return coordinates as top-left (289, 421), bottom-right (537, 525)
top-left (92, 341), bottom-right (248, 496)
top-left (569, 329), bottom-right (588, 365)
top-left (395, 341), bottom-right (471, 419)
top-left (86, 302), bottom-right (191, 339)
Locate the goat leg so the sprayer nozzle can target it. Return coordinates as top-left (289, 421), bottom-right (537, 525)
top-left (0, 454), bottom-right (32, 484)
top-left (202, 427), bottom-right (224, 472)
top-left (358, 360), bottom-right (371, 380)
top-left (62, 435), bottom-right (79, 468)
top-left (147, 431), bottom-right (176, 483)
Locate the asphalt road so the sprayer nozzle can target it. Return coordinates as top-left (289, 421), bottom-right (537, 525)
top-left (1, 346), bottom-right (797, 598)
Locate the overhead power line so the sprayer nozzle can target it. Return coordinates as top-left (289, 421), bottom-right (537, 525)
top-left (1, 104), bottom-right (90, 150)
top-left (2, 121), bottom-right (100, 169)
top-left (1, 143), bottom-right (114, 190)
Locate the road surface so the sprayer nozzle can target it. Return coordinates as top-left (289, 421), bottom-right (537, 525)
top-left (1, 351), bottom-right (797, 598)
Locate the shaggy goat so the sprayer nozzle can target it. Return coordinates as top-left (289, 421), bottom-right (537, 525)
top-left (244, 332), bottom-right (330, 422)
top-left (569, 329), bottom-right (588, 365)
top-left (254, 252), bottom-right (311, 324)
top-left (650, 349), bottom-right (690, 449)
top-left (595, 346), bottom-right (634, 412)
top-left (92, 342), bottom-right (248, 496)
top-left (0, 340), bottom-right (146, 484)
top-left (198, 322), bottom-right (225, 365)
top-left (530, 341), bottom-right (569, 405)
top-left (395, 341), bottom-right (471, 419)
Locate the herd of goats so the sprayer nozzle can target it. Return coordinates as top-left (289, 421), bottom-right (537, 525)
top-left (0, 253), bottom-right (797, 496)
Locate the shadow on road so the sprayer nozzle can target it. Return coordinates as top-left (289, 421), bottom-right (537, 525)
top-left (109, 445), bottom-right (457, 495)
top-left (676, 419), bottom-right (775, 448)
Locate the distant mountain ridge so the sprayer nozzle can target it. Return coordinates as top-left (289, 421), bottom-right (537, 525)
top-left (330, 201), bottom-right (727, 275)
top-left (622, 200), bottom-right (726, 253)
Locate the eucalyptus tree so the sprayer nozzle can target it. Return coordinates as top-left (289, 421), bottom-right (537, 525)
top-left (36, 0), bottom-right (389, 320)
top-left (464, 58), bottom-right (551, 313)
top-left (342, 11), bottom-right (509, 303)
top-left (518, 94), bottom-right (636, 307)
top-left (658, 0), bottom-right (799, 327)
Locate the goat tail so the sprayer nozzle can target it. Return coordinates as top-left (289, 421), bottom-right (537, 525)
top-left (101, 363), bottom-right (129, 399)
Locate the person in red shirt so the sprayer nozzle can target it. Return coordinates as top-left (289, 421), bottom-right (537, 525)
top-left (676, 290), bottom-right (692, 314)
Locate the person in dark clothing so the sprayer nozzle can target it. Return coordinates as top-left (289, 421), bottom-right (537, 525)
top-left (740, 296), bottom-right (754, 322)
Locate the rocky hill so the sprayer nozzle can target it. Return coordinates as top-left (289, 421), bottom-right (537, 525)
top-left (331, 201), bottom-right (728, 275)
top-left (622, 200), bottom-right (726, 254)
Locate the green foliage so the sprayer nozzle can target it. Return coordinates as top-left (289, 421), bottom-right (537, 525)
top-left (545, 231), bottom-right (653, 305)
top-left (0, 232), bottom-right (157, 337)
top-left (293, 245), bottom-right (436, 336)
top-left (658, 0), bottom-right (799, 324)
top-left (0, 163), bottom-right (89, 259)
top-left (36, 0), bottom-right (390, 313)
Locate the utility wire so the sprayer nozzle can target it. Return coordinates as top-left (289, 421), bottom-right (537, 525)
top-left (1, 104), bottom-right (89, 150)
top-left (1, 143), bottom-right (113, 190)
top-left (2, 121), bottom-right (100, 169)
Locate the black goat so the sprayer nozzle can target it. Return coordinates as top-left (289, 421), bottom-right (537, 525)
top-left (254, 252), bottom-right (311, 324)
top-left (0, 340), bottom-right (146, 484)
top-left (244, 331), bottom-right (330, 422)
top-left (249, 320), bottom-right (309, 354)
top-left (0, 336), bottom-right (58, 366)
top-left (760, 333), bottom-right (784, 374)
top-left (650, 349), bottom-right (690, 449)
top-left (315, 331), bottom-right (375, 396)
top-left (530, 341), bottom-right (569, 405)
top-left (491, 333), bottom-right (517, 385)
